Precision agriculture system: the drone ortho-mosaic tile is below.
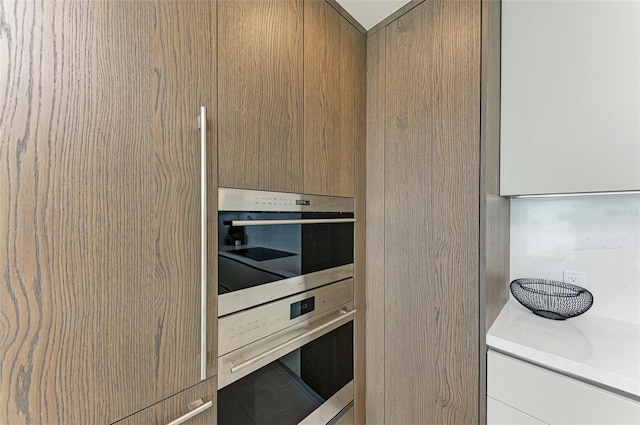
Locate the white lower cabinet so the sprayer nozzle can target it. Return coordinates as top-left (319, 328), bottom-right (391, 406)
top-left (487, 350), bottom-right (640, 425)
top-left (488, 396), bottom-right (547, 425)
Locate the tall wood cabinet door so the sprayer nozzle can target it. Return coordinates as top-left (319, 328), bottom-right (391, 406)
top-left (304, 0), bottom-right (358, 197)
top-left (218, 0), bottom-right (304, 193)
top-left (114, 377), bottom-right (217, 425)
top-left (382, 1), bottom-right (481, 424)
top-left (352, 27), bottom-right (367, 425)
top-left (0, 1), bottom-right (216, 423)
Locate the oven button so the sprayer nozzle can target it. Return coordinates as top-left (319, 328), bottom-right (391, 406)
top-left (290, 296), bottom-right (315, 319)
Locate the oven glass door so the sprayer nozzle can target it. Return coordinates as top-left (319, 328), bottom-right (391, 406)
top-left (218, 321), bottom-right (353, 425)
top-left (218, 211), bottom-right (354, 315)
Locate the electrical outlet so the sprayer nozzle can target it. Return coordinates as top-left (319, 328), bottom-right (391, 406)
top-left (563, 270), bottom-right (586, 286)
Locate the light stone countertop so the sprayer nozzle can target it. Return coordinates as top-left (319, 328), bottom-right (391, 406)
top-left (487, 298), bottom-right (640, 398)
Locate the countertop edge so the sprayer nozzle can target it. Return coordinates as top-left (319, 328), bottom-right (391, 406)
top-left (487, 336), bottom-right (640, 401)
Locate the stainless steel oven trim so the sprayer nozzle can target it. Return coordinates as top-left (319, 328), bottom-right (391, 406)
top-left (298, 381), bottom-right (354, 425)
top-left (230, 309), bottom-right (356, 374)
top-left (218, 278), bottom-right (353, 356)
top-left (219, 187), bottom-right (354, 213)
top-left (218, 264), bottom-right (354, 317)
top-left (326, 401), bottom-right (354, 425)
top-left (218, 303), bottom-right (355, 389)
top-left (227, 218), bottom-right (356, 226)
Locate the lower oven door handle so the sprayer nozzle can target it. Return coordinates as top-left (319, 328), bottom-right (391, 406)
top-left (230, 308), bottom-right (356, 374)
top-left (227, 218), bottom-right (356, 226)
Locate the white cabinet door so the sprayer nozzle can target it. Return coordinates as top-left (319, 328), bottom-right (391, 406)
top-left (488, 351), bottom-right (640, 425)
top-left (500, 0), bottom-right (640, 196)
top-left (487, 396), bottom-right (547, 425)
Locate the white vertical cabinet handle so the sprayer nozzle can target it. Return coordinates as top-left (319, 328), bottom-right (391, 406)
top-left (166, 400), bottom-right (213, 425)
top-left (198, 106), bottom-right (207, 380)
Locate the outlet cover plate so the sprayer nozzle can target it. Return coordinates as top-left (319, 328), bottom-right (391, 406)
top-left (563, 270), bottom-right (586, 286)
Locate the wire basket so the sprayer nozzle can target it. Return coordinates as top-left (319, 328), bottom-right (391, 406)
top-left (510, 278), bottom-right (593, 320)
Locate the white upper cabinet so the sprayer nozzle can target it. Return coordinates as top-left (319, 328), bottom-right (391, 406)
top-left (500, 0), bottom-right (640, 196)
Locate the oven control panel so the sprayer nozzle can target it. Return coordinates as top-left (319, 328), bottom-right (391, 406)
top-left (218, 278), bottom-right (353, 357)
top-left (254, 194), bottom-right (299, 208)
top-left (290, 296), bottom-right (315, 319)
top-left (219, 187), bottom-right (354, 213)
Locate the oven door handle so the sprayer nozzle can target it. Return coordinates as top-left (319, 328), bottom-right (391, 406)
top-left (230, 308), bottom-right (356, 374)
top-left (226, 218), bottom-right (356, 226)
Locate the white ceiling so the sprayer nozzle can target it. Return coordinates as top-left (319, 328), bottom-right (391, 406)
top-left (336, 0), bottom-right (411, 30)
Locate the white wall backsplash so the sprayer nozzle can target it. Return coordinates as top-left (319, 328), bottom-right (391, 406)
top-left (510, 195), bottom-right (640, 325)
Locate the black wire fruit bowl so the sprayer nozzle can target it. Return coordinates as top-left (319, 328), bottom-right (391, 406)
top-left (510, 278), bottom-right (594, 320)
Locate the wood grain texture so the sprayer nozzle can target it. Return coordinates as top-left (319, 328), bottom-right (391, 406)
top-left (480, 2), bottom-right (509, 421)
top-left (145, 0), bottom-right (217, 411)
top-left (383, 1), bottom-right (481, 424)
top-left (325, 0), bottom-right (367, 36)
top-left (218, 0), bottom-right (303, 193)
top-left (365, 27), bottom-right (386, 425)
top-left (0, 1), bottom-right (216, 423)
top-left (483, 0), bottom-right (510, 329)
top-left (353, 30), bottom-right (367, 425)
top-left (304, 0), bottom-right (356, 197)
top-left (481, 0), bottom-right (502, 198)
top-left (384, 8), bottom-right (433, 423)
top-left (114, 377), bottom-right (216, 425)
top-left (366, 0), bottom-right (425, 37)
top-left (483, 196), bottom-right (509, 330)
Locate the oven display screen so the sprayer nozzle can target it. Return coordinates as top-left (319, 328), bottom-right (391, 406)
top-left (290, 297), bottom-right (315, 319)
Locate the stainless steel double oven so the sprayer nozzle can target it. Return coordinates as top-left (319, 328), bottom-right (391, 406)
top-left (217, 188), bottom-right (356, 425)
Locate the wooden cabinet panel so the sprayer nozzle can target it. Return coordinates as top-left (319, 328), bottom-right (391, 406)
top-left (480, 1), bottom-right (510, 422)
top-left (365, 27), bottom-right (387, 425)
top-left (114, 377), bottom-right (217, 425)
top-left (0, 1), bottom-right (216, 423)
top-left (304, 0), bottom-right (357, 197)
top-left (352, 28), bottom-right (367, 425)
top-left (365, 0), bottom-right (481, 423)
top-left (218, 0), bottom-right (304, 193)
top-left (147, 0), bottom-right (218, 402)
top-left (383, 7), bottom-right (433, 423)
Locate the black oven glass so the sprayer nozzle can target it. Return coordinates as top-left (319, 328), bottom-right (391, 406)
top-left (218, 321), bottom-right (353, 425)
top-left (218, 212), bottom-right (354, 295)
